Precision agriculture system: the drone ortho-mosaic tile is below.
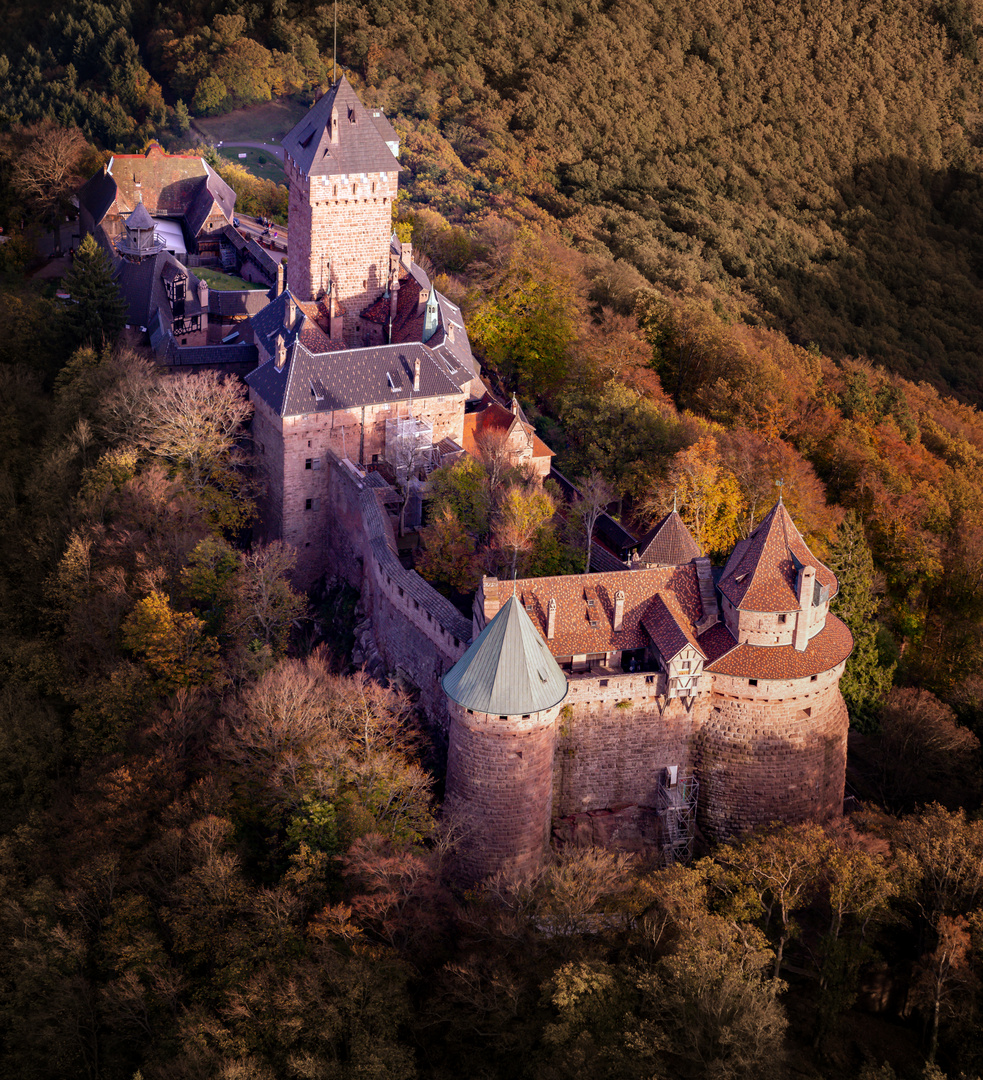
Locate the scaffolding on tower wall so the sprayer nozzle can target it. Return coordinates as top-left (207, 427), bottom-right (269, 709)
top-left (655, 767), bottom-right (699, 865)
top-left (385, 415), bottom-right (434, 475)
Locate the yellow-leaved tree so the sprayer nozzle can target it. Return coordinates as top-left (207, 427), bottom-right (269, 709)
top-left (121, 589), bottom-right (220, 692)
top-left (661, 435), bottom-right (744, 561)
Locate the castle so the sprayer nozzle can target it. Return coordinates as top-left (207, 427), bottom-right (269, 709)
top-left (80, 79), bottom-right (854, 879)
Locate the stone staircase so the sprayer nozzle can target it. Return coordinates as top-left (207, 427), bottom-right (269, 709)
top-left (694, 557), bottom-right (719, 633)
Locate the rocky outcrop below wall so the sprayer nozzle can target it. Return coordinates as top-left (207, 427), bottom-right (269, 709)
top-left (697, 671), bottom-right (849, 840)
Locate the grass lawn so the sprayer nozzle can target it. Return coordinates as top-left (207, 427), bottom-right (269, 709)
top-left (195, 97), bottom-right (309, 145)
top-left (218, 146), bottom-right (286, 185)
top-left (196, 268), bottom-right (267, 291)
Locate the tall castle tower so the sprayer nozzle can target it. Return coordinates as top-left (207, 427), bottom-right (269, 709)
top-left (443, 595), bottom-right (569, 879)
top-left (282, 78), bottom-right (401, 344)
top-left (697, 500), bottom-right (852, 838)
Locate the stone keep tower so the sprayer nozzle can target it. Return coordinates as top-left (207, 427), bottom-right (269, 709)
top-left (443, 595), bottom-right (569, 880)
top-left (282, 77), bottom-right (400, 343)
top-left (697, 500), bottom-right (852, 838)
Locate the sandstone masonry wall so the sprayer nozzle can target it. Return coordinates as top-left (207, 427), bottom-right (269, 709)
top-left (445, 700), bottom-right (563, 879)
top-left (285, 155), bottom-right (398, 344)
top-left (312, 451), bottom-right (470, 733)
top-left (697, 668), bottom-right (849, 840)
top-left (553, 671), bottom-right (703, 816)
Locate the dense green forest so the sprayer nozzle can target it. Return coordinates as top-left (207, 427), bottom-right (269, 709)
top-left (4, 0), bottom-right (983, 1076)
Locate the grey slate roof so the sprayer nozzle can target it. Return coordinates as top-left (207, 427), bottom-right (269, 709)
top-left (635, 510), bottom-right (701, 566)
top-left (126, 202), bottom-right (155, 229)
top-left (165, 341), bottom-right (259, 367)
top-left (360, 488), bottom-right (471, 644)
top-left (430, 291), bottom-right (479, 383)
top-left (442, 595), bottom-right (568, 716)
top-left (283, 77), bottom-right (400, 178)
top-left (209, 288), bottom-right (270, 318)
top-left (185, 163), bottom-right (236, 235)
top-left (114, 249), bottom-right (206, 330)
top-left (246, 338), bottom-right (464, 418)
top-left (78, 167), bottom-right (118, 225)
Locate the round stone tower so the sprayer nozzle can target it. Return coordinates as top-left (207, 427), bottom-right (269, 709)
top-left (698, 499), bottom-right (853, 839)
top-left (443, 594), bottom-right (568, 880)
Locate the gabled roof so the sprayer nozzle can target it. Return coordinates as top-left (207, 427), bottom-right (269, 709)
top-left (718, 500), bottom-right (837, 612)
top-left (642, 593), bottom-right (704, 663)
top-left (635, 510), bottom-right (701, 566)
top-left (442, 595), bottom-right (567, 715)
top-left (114, 248), bottom-right (203, 328)
top-left (246, 337), bottom-right (463, 418)
top-left (78, 167), bottom-right (119, 226)
top-left (80, 146), bottom-right (235, 234)
top-left (492, 565), bottom-right (703, 659)
top-left (283, 77), bottom-right (400, 178)
top-left (461, 396), bottom-right (554, 462)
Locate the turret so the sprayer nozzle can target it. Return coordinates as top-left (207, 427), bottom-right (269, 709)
top-left (443, 595), bottom-right (568, 879)
top-left (699, 499), bottom-right (853, 839)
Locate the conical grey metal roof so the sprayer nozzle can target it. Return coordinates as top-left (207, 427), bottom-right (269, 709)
top-left (442, 595), bottom-right (568, 715)
top-left (127, 202), bottom-right (155, 229)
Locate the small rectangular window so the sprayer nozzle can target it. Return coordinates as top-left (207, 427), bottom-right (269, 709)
top-left (778, 613), bottom-right (787, 624)
top-left (749, 678), bottom-right (758, 687)
top-left (810, 674), bottom-right (818, 682)
top-left (599, 679), bottom-right (609, 688)
top-left (312, 458), bottom-right (321, 471)
top-left (305, 458), bottom-right (313, 469)
top-left (305, 498), bottom-right (320, 511)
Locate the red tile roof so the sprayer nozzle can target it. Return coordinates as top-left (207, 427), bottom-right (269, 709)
top-left (718, 500), bottom-right (837, 612)
top-left (705, 615), bottom-right (853, 679)
top-left (635, 510), bottom-right (701, 565)
top-left (494, 565), bottom-right (702, 658)
top-left (642, 593), bottom-right (703, 661)
top-left (462, 397), bottom-right (554, 462)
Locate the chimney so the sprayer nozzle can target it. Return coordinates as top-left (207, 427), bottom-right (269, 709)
top-left (547, 598), bottom-right (557, 640)
top-left (481, 576), bottom-right (500, 625)
top-left (286, 294), bottom-right (296, 330)
top-left (330, 106), bottom-right (339, 144)
top-left (275, 335), bottom-right (286, 370)
top-left (413, 356), bottom-right (420, 392)
top-left (276, 261), bottom-right (284, 297)
top-left (793, 565), bottom-right (817, 651)
top-left (613, 590), bottom-right (625, 632)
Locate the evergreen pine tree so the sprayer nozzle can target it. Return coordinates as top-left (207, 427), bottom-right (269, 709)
top-left (63, 235), bottom-right (127, 348)
top-left (828, 510), bottom-right (895, 730)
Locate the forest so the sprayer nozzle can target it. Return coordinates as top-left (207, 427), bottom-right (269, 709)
top-left (3, 0), bottom-right (983, 1076)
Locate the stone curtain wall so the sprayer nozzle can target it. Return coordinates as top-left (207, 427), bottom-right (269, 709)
top-left (552, 676), bottom-right (704, 817)
top-left (697, 668), bottom-right (850, 840)
top-left (318, 451), bottom-right (470, 734)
